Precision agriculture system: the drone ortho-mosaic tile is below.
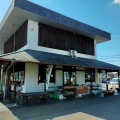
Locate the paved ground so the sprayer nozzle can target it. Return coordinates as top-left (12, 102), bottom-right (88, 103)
top-left (0, 102), bottom-right (19, 120)
top-left (4, 93), bottom-right (120, 120)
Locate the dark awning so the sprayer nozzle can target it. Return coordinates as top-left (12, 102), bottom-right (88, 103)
top-left (0, 49), bottom-right (120, 70)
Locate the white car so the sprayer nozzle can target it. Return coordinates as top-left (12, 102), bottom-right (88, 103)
top-left (109, 78), bottom-right (119, 89)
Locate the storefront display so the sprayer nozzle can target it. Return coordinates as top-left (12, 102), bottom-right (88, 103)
top-left (63, 66), bottom-right (76, 85)
top-left (85, 68), bottom-right (95, 83)
top-left (9, 63), bottom-right (25, 85)
top-left (63, 86), bottom-right (89, 97)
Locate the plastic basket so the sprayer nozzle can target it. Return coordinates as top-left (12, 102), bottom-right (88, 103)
top-left (52, 93), bottom-right (59, 99)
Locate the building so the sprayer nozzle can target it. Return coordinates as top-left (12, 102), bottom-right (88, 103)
top-left (0, 0), bottom-right (120, 96)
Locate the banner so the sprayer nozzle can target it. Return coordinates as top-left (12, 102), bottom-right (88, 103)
top-left (100, 70), bottom-right (107, 83)
top-left (46, 65), bottom-right (53, 91)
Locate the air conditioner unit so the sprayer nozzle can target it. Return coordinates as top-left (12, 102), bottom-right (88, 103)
top-left (70, 50), bottom-right (77, 58)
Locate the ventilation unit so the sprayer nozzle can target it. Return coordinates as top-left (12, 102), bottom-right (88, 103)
top-left (70, 50), bottom-right (77, 58)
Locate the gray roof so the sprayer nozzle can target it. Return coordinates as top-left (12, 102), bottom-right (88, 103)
top-left (0, 0), bottom-right (110, 47)
top-left (0, 49), bottom-right (120, 70)
top-left (15, 0), bottom-right (110, 39)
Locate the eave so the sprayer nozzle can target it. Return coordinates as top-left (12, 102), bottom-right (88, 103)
top-left (0, 0), bottom-right (111, 48)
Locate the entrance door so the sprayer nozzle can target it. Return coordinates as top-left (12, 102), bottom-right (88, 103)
top-left (63, 66), bottom-right (76, 85)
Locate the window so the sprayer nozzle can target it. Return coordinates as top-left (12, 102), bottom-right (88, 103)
top-left (38, 23), bottom-right (94, 55)
top-left (10, 62), bottom-right (25, 85)
top-left (38, 64), bottom-right (46, 83)
top-left (4, 21), bottom-right (27, 54)
top-left (38, 64), bottom-right (55, 83)
top-left (63, 66), bottom-right (76, 85)
top-left (85, 68), bottom-right (95, 83)
top-left (64, 71), bottom-right (70, 85)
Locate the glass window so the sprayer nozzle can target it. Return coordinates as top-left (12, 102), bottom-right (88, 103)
top-left (38, 64), bottom-right (55, 83)
top-left (85, 68), bottom-right (95, 83)
top-left (63, 66), bottom-right (76, 85)
top-left (38, 64), bottom-right (47, 83)
top-left (71, 72), bottom-right (76, 85)
top-left (64, 71), bottom-right (70, 85)
top-left (10, 62), bottom-right (25, 85)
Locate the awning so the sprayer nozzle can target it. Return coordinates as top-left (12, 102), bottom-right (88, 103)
top-left (0, 49), bottom-right (120, 70)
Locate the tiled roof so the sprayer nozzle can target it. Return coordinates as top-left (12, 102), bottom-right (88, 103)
top-left (0, 49), bottom-right (120, 70)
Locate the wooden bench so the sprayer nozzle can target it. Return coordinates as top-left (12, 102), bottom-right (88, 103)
top-left (16, 92), bottom-right (50, 104)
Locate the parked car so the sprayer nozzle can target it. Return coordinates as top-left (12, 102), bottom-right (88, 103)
top-left (109, 78), bottom-right (119, 89)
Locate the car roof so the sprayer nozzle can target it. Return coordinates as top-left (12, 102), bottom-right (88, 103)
top-left (112, 78), bottom-right (118, 79)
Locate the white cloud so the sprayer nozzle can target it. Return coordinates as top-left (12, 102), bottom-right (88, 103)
top-left (113, 0), bottom-right (120, 5)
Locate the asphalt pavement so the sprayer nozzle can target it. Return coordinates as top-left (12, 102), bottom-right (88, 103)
top-left (6, 94), bottom-right (120, 120)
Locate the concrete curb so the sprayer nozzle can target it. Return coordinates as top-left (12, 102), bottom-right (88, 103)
top-left (0, 102), bottom-right (19, 120)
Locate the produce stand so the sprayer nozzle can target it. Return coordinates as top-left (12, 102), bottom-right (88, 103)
top-left (63, 86), bottom-right (89, 97)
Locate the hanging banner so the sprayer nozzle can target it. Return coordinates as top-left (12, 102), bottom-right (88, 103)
top-left (100, 70), bottom-right (107, 83)
top-left (46, 65), bottom-right (53, 91)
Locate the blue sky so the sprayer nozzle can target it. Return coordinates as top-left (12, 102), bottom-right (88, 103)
top-left (0, 0), bottom-right (120, 66)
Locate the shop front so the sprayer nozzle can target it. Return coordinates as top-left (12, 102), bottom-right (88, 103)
top-left (0, 49), bottom-right (120, 102)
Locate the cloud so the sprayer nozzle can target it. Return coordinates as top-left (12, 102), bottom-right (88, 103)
top-left (113, 0), bottom-right (120, 5)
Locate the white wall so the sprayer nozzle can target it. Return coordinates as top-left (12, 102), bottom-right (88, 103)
top-left (21, 64), bottom-right (100, 93)
top-left (76, 71), bottom-right (85, 85)
top-left (21, 63), bottom-right (44, 93)
top-left (47, 70), bottom-right (63, 92)
top-left (29, 46), bottom-right (96, 59)
top-left (26, 20), bottom-right (96, 60)
top-left (55, 70), bottom-right (63, 86)
top-left (21, 63), bottom-right (63, 93)
top-left (27, 20), bottom-right (38, 49)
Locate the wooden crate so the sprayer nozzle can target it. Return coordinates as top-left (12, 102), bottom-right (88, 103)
top-left (77, 86), bottom-right (89, 94)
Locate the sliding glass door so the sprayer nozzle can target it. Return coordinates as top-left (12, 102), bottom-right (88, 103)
top-left (63, 66), bottom-right (76, 85)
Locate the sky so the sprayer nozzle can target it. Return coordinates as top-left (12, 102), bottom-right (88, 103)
top-left (0, 0), bottom-right (120, 66)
